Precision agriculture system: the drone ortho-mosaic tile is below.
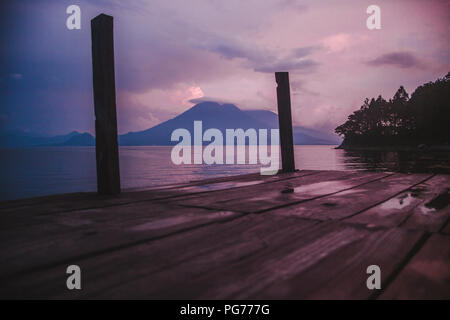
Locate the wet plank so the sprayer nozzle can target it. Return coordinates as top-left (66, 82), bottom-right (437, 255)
top-left (268, 173), bottom-right (432, 221)
top-left (379, 234), bottom-right (450, 300)
top-left (0, 170), bottom-right (317, 218)
top-left (346, 174), bottom-right (449, 230)
top-left (167, 171), bottom-right (390, 213)
top-left (401, 176), bottom-right (450, 232)
top-left (0, 170), bottom-right (448, 299)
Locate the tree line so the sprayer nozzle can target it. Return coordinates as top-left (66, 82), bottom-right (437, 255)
top-left (336, 72), bottom-right (450, 147)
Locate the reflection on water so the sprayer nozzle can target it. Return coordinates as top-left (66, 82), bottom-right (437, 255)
top-left (341, 149), bottom-right (450, 173)
top-left (1, 145), bottom-right (449, 201)
top-left (379, 193), bottom-right (415, 211)
top-left (293, 180), bottom-right (352, 195)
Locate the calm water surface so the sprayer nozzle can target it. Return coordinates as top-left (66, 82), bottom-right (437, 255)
top-left (1, 145), bottom-right (449, 201)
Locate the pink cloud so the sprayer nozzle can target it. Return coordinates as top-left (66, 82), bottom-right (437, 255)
top-left (322, 33), bottom-right (352, 53)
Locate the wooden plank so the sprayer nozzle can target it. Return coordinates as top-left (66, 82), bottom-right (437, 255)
top-left (255, 227), bottom-right (424, 299)
top-left (380, 234), bottom-right (450, 299)
top-left (275, 72), bottom-right (295, 172)
top-left (401, 174), bottom-right (450, 232)
top-left (346, 174), bottom-right (447, 229)
top-left (442, 221), bottom-right (450, 234)
top-left (268, 173), bottom-right (432, 221)
top-left (134, 170), bottom-right (316, 192)
top-left (0, 190), bottom-right (178, 222)
top-left (167, 171), bottom-right (390, 213)
top-left (98, 221), bottom-right (371, 299)
top-left (185, 170), bottom-right (309, 185)
top-left (0, 172), bottom-right (265, 210)
top-left (0, 215), bottom-right (319, 299)
top-left (0, 202), bottom-right (241, 278)
top-left (91, 14), bottom-right (120, 195)
top-left (0, 170), bottom-right (446, 299)
top-left (0, 171), bottom-right (290, 210)
top-left (0, 170), bottom-right (318, 219)
top-left (171, 170), bottom-right (318, 194)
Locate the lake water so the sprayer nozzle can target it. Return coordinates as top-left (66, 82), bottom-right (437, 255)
top-left (1, 145), bottom-right (449, 201)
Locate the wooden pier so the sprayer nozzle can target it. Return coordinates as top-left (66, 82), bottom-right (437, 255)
top-left (0, 170), bottom-right (449, 299)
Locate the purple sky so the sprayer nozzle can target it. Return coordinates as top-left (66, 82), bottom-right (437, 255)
top-left (0, 0), bottom-right (449, 136)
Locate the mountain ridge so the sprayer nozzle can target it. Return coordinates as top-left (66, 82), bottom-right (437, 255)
top-left (119, 101), bottom-right (341, 145)
top-left (0, 102), bottom-right (341, 147)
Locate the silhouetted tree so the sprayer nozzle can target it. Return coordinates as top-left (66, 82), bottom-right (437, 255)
top-left (336, 72), bottom-right (450, 147)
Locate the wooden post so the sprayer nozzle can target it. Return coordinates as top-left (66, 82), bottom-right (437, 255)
top-left (91, 14), bottom-right (120, 195)
top-left (275, 72), bottom-right (295, 173)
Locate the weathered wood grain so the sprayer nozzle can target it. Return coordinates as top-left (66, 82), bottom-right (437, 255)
top-left (255, 227), bottom-right (424, 299)
top-left (269, 173), bottom-right (432, 221)
top-left (401, 175), bottom-right (450, 232)
top-left (379, 234), bottom-right (450, 299)
top-left (0, 215), bottom-right (319, 299)
top-left (0, 170), bottom-right (448, 299)
top-left (193, 222), bottom-right (372, 300)
top-left (0, 203), bottom-right (240, 278)
top-left (167, 171), bottom-right (390, 212)
top-left (75, 220), bottom-right (348, 299)
top-left (99, 221), bottom-right (399, 299)
top-left (0, 170), bottom-right (318, 219)
top-left (442, 221), bottom-right (450, 234)
top-left (345, 174), bottom-right (448, 229)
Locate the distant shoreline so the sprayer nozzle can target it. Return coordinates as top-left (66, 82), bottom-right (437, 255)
top-left (336, 143), bottom-right (450, 152)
